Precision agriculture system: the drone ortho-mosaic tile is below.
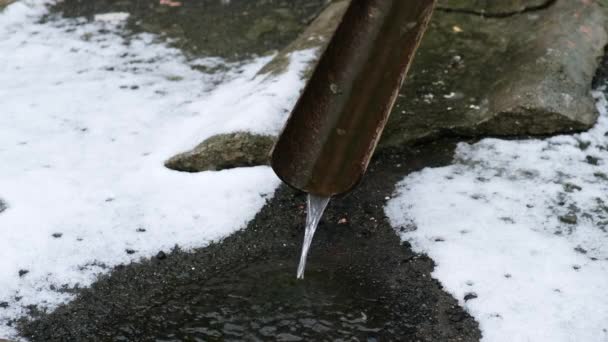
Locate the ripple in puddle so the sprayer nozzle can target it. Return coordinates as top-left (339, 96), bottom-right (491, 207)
top-left (129, 261), bottom-right (390, 341)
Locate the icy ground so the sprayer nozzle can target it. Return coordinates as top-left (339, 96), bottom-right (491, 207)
top-left (386, 92), bottom-right (608, 342)
top-left (0, 1), bottom-right (313, 338)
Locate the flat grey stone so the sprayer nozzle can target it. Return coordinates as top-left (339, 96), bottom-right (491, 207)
top-left (381, 0), bottom-right (607, 147)
top-left (165, 132), bottom-right (275, 172)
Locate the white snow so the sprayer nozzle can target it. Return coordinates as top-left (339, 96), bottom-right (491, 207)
top-left (93, 12), bottom-right (129, 23)
top-left (0, 1), bottom-right (313, 338)
top-left (386, 91), bottom-right (608, 342)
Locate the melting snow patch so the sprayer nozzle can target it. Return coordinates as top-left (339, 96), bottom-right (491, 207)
top-left (386, 91), bottom-right (608, 342)
top-left (0, 1), bottom-right (313, 338)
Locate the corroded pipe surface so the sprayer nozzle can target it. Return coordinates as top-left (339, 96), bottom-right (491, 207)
top-left (271, 0), bottom-right (436, 196)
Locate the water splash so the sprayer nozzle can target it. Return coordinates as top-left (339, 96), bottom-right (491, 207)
top-left (297, 194), bottom-right (330, 279)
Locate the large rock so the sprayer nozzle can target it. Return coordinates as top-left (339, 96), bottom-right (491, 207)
top-left (165, 132), bottom-right (275, 172)
top-left (166, 0), bottom-right (608, 171)
top-left (382, 0), bottom-right (607, 147)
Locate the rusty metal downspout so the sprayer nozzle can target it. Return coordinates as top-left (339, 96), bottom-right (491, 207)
top-left (271, 0), bottom-right (437, 197)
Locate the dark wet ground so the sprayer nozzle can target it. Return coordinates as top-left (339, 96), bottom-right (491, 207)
top-left (49, 0), bottom-right (328, 60)
top-left (19, 140), bottom-right (481, 341)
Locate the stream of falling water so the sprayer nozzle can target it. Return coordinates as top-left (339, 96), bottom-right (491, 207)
top-left (296, 194), bottom-right (331, 279)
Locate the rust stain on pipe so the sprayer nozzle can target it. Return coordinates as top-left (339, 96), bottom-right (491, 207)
top-left (271, 0), bottom-right (437, 197)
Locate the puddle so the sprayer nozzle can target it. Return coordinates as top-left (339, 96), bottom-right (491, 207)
top-left (129, 261), bottom-right (392, 341)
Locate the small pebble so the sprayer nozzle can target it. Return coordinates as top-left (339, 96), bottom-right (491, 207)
top-left (51, 233), bottom-right (63, 239)
top-left (136, 228), bottom-right (146, 233)
top-left (500, 217), bottom-right (515, 224)
top-left (578, 141), bottom-right (591, 150)
top-left (125, 249), bottom-right (136, 255)
top-left (585, 155), bottom-right (600, 165)
top-left (559, 214), bottom-right (577, 225)
top-left (563, 183), bottom-right (582, 193)
top-left (464, 292), bottom-right (478, 301)
top-left (594, 172), bottom-right (608, 180)
top-left (329, 83), bottom-right (339, 94)
top-left (18, 269), bottom-right (29, 277)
